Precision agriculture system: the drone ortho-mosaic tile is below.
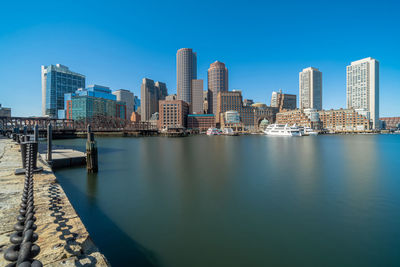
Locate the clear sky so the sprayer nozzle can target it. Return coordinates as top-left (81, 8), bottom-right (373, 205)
top-left (0, 0), bottom-right (399, 117)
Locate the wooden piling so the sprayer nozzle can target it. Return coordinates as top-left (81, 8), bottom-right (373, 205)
top-left (47, 123), bottom-right (52, 162)
top-left (86, 125), bottom-right (98, 173)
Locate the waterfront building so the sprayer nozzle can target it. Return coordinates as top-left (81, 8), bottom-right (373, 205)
top-left (271, 89), bottom-right (297, 111)
top-left (42, 64), bottom-right (85, 118)
top-left (64, 85), bottom-right (126, 120)
top-left (130, 111), bottom-right (141, 122)
top-left (380, 117), bottom-right (400, 130)
top-left (208, 61), bottom-right (228, 115)
top-left (319, 108), bottom-right (371, 131)
top-left (0, 104), bottom-right (11, 117)
top-left (177, 48), bottom-right (197, 104)
top-left (299, 67), bottom-right (322, 110)
top-left (276, 109), bottom-right (321, 129)
top-left (221, 110), bottom-right (244, 132)
top-left (187, 114), bottom-right (216, 132)
top-left (346, 57), bottom-right (379, 129)
top-left (191, 79), bottom-right (204, 114)
top-left (141, 78), bottom-right (168, 121)
top-left (113, 89), bottom-right (134, 120)
top-left (158, 100), bottom-right (189, 129)
top-left (216, 91), bottom-right (278, 130)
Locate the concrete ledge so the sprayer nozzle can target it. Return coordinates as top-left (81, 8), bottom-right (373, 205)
top-left (0, 138), bottom-right (110, 266)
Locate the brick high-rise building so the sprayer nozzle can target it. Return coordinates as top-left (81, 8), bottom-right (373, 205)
top-left (208, 61), bottom-right (228, 114)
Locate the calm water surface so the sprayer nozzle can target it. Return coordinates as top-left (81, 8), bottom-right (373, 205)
top-left (54, 135), bottom-right (400, 267)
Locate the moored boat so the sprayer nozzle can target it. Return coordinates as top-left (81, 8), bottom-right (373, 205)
top-left (263, 124), bottom-right (302, 136)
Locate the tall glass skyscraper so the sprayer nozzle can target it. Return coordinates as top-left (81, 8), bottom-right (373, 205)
top-left (41, 64), bottom-right (85, 118)
top-left (176, 48), bottom-right (197, 105)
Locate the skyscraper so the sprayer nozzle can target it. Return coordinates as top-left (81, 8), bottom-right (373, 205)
top-left (346, 57), bottom-right (379, 129)
top-left (140, 78), bottom-right (168, 121)
top-left (271, 89), bottom-right (297, 111)
top-left (41, 64), bottom-right (85, 118)
top-left (208, 61), bottom-right (228, 114)
top-left (299, 67), bottom-right (322, 110)
top-left (176, 48), bottom-right (197, 104)
top-left (191, 79), bottom-right (204, 114)
top-left (113, 89), bottom-right (134, 120)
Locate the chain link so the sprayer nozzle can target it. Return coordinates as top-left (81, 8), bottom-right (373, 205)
top-left (4, 141), bottom-right (43, 267)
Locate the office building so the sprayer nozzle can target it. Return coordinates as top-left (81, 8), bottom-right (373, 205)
top-left (346, 57), bottom-right (379, 129)
top-left (191, 79), bottom-right (204, 114)
top-left (42, 64), bottom-right (85, 118)
top-left (113, 89), bottom-right (134, 120)
top-left (203, 91), bottom-right (208, 114)
top-left (0, 104), bottom-right (11, 117)
top-left (133, 96), bottom-right (140, 112)
top-left (64, 85), bottom-right (126, 120)
top-left (271, 89), bottom-right (297, 111)
top-left (187, 114), bottom-right (216, 132)
top-left (208, 61), bottom-right (228, 114)
top-left (141, 78), bottom-right (168, 121)
top-left (158, 100), bottom-right (189, 129)
top-left (177, 48), bottom-right (197, 104)
top-left (221, 110), bottom-right (244, 132)
top-left (299, 67), bottom-right (322, 110)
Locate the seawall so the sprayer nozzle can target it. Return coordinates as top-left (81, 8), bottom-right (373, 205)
top-left (0, 138), bottom-right (110, 266)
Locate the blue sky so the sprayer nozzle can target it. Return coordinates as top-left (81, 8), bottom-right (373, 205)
top-left (0, 0), bottom-right (399, 117)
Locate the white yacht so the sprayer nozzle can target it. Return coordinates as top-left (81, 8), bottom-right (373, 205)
top-left (264, 124), bottom-right (302, 136)
top-left (206, 128), bottom-right (221, 136)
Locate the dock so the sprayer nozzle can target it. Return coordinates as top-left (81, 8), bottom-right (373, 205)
top-left (0, 138), bottom-right (110, 266)
top-left (39, 148), bottom-right (86, 169)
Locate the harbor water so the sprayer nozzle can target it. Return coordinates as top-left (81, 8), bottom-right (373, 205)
top-left (54, 135), bottom-right (400, 267)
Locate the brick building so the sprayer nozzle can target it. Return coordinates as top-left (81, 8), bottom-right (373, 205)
top-left (187, 114), bottom-right (216, 132)
top-left (158, 100), bottom-right (189, 130)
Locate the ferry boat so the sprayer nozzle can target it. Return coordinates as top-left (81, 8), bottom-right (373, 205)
top-left (206, 127), bottom-right (221, 136)
top-left (263, 124), bottom-right (302, 136)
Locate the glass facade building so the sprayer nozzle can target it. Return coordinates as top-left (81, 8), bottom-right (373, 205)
top-left (64, 85), bottom-right (126, 120)
top-left (41, 64), bottom-right (85, 118)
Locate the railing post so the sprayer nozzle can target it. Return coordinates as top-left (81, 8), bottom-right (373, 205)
top-left (47, 123), bottom-right (52, 162)
top-left (34, 123), bottom-right (39, 142)
top-left (86, 124), bottom-right (98, 173)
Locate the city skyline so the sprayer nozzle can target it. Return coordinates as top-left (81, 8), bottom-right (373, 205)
top-left (1, 1), bottom-right (400, 117)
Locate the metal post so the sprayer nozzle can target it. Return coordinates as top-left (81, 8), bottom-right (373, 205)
top-left (47, 123), bottom-right (52, 162)
top-left (86, 124), bottom-right (98, 173)
top-left (34, 123), bottom-right (39, 142)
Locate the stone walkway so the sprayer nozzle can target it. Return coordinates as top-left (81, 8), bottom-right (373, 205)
top-left (0, 138), bottom-right (110, 266)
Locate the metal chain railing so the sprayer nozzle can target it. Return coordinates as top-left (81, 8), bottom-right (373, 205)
top-left (4, 142), bottom-right (42, 267)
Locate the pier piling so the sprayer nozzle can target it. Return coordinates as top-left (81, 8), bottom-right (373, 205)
top-left (86, 125), bottom-right (98, 173)
top-left (47, 123), bottom-right (52, 162)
